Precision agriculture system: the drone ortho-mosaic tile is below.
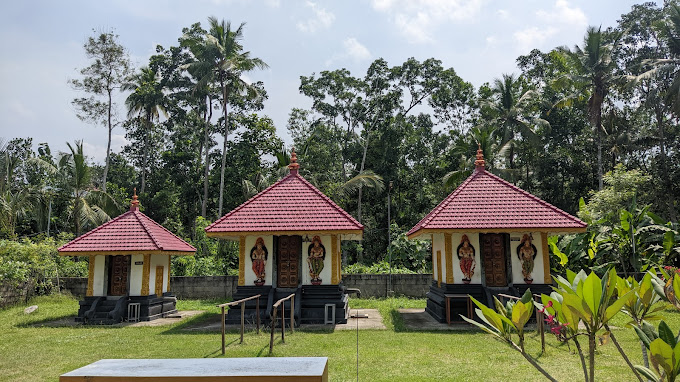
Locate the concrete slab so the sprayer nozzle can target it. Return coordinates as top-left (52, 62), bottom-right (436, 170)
top-left (35, 310), bottom-right (205, 328)
top-left (182, 308), bottom-right (386, 331)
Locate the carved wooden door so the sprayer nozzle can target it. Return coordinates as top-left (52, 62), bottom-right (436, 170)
top-left (481, 234), bottom-right (507, 287)
top-left (277, 235), bottom-right (301, 288)
top-left (108, 255), bottom-right (129, 295)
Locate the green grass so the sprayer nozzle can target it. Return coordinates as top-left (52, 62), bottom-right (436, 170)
top-left (0, 294), bottom-right (675, 381)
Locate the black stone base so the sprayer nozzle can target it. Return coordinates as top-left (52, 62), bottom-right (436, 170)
top-left (224, 284), bottom-right (349, 326)
top-left (425, 281), bottom-right (484, 323)
top-left (75, 293), bottom-right (178, 324)
top-left (300, 284), bottom-right (348, 324)
top-left (425, 282), bottom-right (554, 324)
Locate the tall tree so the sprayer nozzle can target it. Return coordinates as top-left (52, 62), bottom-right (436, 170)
top-left (123, 67), bottom-right (168, 194)
top-left (556, 26), bottom-right (618, 190)
top-left (70, 30), bottom-right (132, 192)
top-left (205, 17), bottom-right (268, 218)
top-left (479, 73), bottom-right (548, 172)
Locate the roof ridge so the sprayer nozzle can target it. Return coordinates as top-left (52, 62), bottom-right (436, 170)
top-left (133, 210), bottom-right (163, 251)
top-left (205, 173), bottom-right (294, 231)
top-left (294, 173), bottom-right (363, 229)
top-left (407, 170), bottom-right (480, 235)
top-left (481, 171), bottom-right (586, 226)
top-left (57, 211), bottom-right (128, 251)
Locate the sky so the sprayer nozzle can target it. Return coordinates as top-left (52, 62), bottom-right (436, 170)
top-left (0, 0), bottom-right (645, 163)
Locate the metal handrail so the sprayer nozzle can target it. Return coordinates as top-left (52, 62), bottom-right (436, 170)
top-left (217, 294), bottom-right (262, 355)
top-left (269, 293), bottom-right (295, 355)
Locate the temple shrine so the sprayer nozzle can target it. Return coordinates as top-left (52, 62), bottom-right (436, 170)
top-left (58, 191), bottom-right (196, 323)
top-left (205, 149), bottom-right (363, 324)
top-left (407, 146), bottom-right (587, 322)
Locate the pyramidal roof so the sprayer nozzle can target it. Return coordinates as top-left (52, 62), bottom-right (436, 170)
top-left (206, 150), bottom-right (363, 237)
top-left (58, 192), bottom-right (196, 255)
top-left (407, 147), bottom-right (586, 238)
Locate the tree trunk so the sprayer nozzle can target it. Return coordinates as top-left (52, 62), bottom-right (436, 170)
top-left (218, 83), bottom-right (229, 218)
top-left (102, 90), bottom-right (113, 192)
top-left (596, 121), bottom-right (603, 191)
top-left (202, 96), bottom-right (213, 218)
top-left (656, 106), bottom-right (677, 223)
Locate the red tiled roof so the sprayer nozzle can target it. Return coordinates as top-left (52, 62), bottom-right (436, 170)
top-left (407, 168), bottom-right (587, 237)
top-left (58, 210), bottom-right (196, 255)
top-left (205, 173), bottom-right (363, 235)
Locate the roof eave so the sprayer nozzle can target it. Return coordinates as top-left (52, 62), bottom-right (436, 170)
top-left (407, 226), bottom-right (587, 239)
top-left (206, 229), bottom-right (364, 240)
top-left (58, 250), bottom-right (196, 256)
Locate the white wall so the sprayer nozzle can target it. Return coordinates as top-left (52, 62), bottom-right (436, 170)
top-left (451, 233), bottom-right (481, 284)
top-left (91, 255), bottom-right (106, 296)
top-left (243, 235), bottom-right (274, 286)
top-left (431, 233), bottom-right (444, 284)
top-left (302, 235), bottom-right (332, 285)
top-left (509, 232), bottom-right (544, 285)
top-left (129, 254), bottom-right (144, 296)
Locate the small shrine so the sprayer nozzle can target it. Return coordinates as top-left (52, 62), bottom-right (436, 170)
top-left (205, 149), bottom-right (363, 324)
top-left (58, 191), bottom-right (196, 324)
top-left (407, 147), bottom-right (587, 323)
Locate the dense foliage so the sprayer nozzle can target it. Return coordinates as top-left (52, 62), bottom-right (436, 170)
top-left (3, 3), bottom-right (680, 274)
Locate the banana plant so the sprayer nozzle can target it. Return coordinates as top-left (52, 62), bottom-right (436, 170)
top-left (548, 268), bottom-right (638, 382)
top-left (635, 320), bottom-right (680, 382)
top-left (462, 289), bottom-right (557, 382)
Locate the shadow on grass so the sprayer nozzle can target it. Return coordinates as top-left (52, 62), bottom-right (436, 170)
top-left (16, 313), bottom-right (82, 328)
top-left (161, 312), bottom-right (223, 335)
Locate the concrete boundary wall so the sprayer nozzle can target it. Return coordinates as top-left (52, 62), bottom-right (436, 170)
top-left (48, 274), bottom-right (433, 300)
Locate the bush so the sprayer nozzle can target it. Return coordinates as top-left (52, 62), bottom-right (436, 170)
top-left (343, 260), bottom-right (417, 274)
top-left (0, 234), bottom-right (85, 293)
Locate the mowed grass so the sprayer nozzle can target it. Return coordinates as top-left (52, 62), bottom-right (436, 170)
top-left (1, 294), bottom-right (676, 381)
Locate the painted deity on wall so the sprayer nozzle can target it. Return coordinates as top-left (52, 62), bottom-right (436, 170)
top-left (307, 236), bottom-right (326, 285)
top-left (517, 234), bottom-right (538, 284)
top-left (250, 237), bottom-right (268, 286)
top-left (457, 234), bottom-right (476, 284)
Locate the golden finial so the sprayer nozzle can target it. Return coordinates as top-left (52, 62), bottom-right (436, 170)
top-left (474, 143), bottom-right (486, 171)
top-left (130, 188), bottom-right (140, 211)
top-left (288, 147), bottom-right (300, 174)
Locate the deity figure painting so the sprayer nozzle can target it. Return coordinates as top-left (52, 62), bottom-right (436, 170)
top-left (307, 236), bottom-right (326, 285)
top-left (456, 234), bottom-right (476, 284)
top-left (250, 237), bottom-right (268, 286)
top-left (517, 234), bottom-right (538, 284)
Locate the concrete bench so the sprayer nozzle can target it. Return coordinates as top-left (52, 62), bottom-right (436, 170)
top-left (60, 357), bottom-right (328, 382)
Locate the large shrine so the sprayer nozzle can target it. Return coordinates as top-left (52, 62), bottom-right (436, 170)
top-left (205, 150), bottom-right (363, 325)
top-left (58, 192), bottom-right (196, 324)
top-left (407, 147), bottom-right (587, 323)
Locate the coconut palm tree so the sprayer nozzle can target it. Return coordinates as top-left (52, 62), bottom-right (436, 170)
top-left (555, 26), bottom-right (619, 190)
top-left (479, 73), bottom-right (548, 170)
top-left (205, 17), bottom-right (268, 217)
top-left (123, 67), bottom-right (168, 194)
top-left (31, 141), bottom-right (118, 236)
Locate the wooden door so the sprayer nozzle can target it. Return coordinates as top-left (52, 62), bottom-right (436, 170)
top-left (108, 255), bottom-right (129, 295)
top-left (481, 234), bottom-right (507, 287)
top-left (277, 235), bottom-right (301, 288)
top-left (155, 266), bottom-right (164, 296)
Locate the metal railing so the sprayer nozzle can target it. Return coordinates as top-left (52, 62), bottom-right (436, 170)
top-left (269, 293), bottom-right (295, 355)
top-left (216, 294), bottom-right (261, 355)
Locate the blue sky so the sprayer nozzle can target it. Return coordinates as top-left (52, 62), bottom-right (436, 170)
top-left (0, 0), bottom-right (642, 163)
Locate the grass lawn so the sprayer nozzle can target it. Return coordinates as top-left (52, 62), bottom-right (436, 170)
top-left (0, 293), bottom-right (673, 381)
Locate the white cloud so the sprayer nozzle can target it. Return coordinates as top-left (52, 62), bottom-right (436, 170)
top-left (8, 101), bottom-right (35, 120)
top-left (513, 27), bottom-right (557, 51)
top-left (485, 35), bottom-right (498, 45)
top-left (536, 0), bottom-right (587, 28)
top-left (496, 9), bottom-right (509, 20)
top-left (296, 2), bottom-right (335, 33)
top-left (371, 0), bottom-right (485, 44)
top-left (82, 134), bottom-right (129, 164)
top-left (265, 0), bottom-right (280, 7)
top-left (343, 38), bottom-right (371, 61)
top-left (324, 37), bottom-right (372, 67)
